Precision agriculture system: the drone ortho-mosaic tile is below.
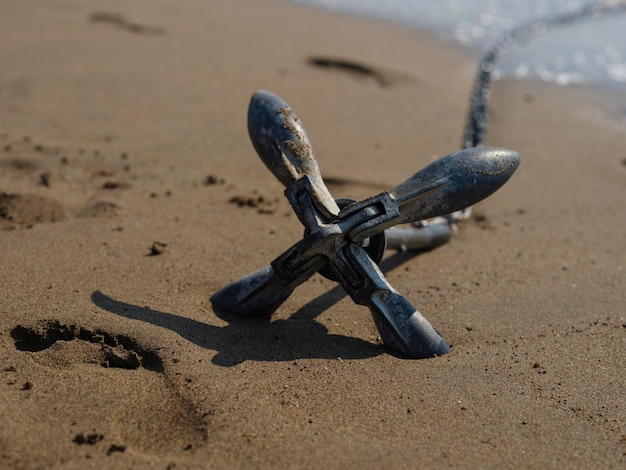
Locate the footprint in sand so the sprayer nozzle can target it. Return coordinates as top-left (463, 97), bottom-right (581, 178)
top-left (307, 56), bottom-right (414, 88)
top-left (0, 135), bottom-right (132, 229)
top-left (78, 200), bottom-right (120, 219)
top-left (89, 12), bottom-right (166, 36)
top-left (4, 321), bottom-right (207, 460)
top-left (0, 192), bottom-right (65, 229)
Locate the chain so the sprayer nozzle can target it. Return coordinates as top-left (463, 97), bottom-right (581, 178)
top-left (422, 1), bottom-right (626, 231)
top-left (464, 0), bottom-right (626, 150)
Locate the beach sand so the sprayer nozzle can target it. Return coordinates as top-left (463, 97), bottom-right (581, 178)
top-left (1, 0), bottom-right (625, 468)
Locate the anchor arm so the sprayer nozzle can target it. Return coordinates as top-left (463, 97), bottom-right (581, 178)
top-left (390, 146), bottom-right (520, 223)
top-left (343, 146), bottom-right (521, 242)
top-left (330, 243), bottom-right (450, 358)
top-left (210, 224), bottom-right (338, 316)
top-left (248, 90), bottom-right (340, 219)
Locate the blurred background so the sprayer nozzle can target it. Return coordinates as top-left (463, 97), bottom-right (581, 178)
top-left (286, 0), bottom-right (626, 90)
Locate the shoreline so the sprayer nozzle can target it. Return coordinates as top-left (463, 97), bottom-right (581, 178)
top-left (1, 0), bottom-right (625, 468)
top-left (284, 0), bottom-right (626, 93)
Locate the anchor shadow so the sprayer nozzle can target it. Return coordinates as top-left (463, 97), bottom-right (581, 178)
top-left (91, 250), bottom-right (425, 366)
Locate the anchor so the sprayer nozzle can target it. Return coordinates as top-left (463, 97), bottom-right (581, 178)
top-left (211, 90), bottom-right (520, 358)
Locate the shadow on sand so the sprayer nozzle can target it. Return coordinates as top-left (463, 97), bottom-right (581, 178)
top-left (91, 250), bottom-right (425, 366)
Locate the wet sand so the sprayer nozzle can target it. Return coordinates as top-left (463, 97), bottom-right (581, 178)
top-left (1, 0), bottom-right (625, 468)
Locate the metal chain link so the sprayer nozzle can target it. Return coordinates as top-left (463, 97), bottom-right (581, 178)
top-left (414, 1), bottom-right (626, 235)
top-left (464, 0), bottom-right (626, 150)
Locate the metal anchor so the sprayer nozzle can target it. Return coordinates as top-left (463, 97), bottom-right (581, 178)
top-left (211, 90), bottom-right (520, 358)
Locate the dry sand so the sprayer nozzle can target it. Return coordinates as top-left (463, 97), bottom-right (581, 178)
top-left (1, 0), bottom-right (625, 468)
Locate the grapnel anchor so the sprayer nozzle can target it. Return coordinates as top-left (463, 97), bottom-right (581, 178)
top-left (211, 90), bottom-right (520, 358)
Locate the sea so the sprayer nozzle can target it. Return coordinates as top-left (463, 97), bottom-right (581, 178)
top-left (285, 0), bottom-right (626, 90)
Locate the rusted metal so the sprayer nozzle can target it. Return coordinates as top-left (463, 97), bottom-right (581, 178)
top-left (211, 90), bottom-right (520, 358)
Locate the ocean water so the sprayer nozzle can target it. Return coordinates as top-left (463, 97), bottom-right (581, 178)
top-left (286, 0), bottom-right (626, 89)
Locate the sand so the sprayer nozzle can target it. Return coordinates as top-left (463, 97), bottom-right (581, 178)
top-left (1, 0), bottom-right (625, 468)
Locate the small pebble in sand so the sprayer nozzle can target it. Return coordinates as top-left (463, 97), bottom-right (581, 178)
top-left (39, 172), bottom-right (51, 187)
top-left (102, 181), bottom-right (121, 190)
top-left (149, 241), bottom-right (167, 256)
top-left (21, 381), bottom-right (33, 390)
top-left (73, 433), bottom-right (104, 445)
top-left (204, 174), bottom-right (225, 186)
top-left (106, 444), bottom-right (126, 455)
